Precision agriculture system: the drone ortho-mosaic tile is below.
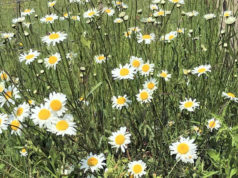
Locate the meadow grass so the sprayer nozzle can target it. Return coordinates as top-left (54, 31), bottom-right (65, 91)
top-left (0, 0), bottom-right (238, 177)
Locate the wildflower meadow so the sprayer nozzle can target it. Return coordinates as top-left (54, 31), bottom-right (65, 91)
top-left (0, 0), bottom-right (238, 177)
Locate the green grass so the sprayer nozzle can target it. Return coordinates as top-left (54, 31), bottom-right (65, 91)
top-left (0, 0), bottom-right (238, 177)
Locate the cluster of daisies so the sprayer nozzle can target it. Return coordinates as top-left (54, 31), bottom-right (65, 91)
top-left (0, 75), bottom-right (76, 136)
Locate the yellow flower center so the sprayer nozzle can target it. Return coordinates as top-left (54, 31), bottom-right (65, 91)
top-left (1, 73), bottom-right (8, 80)
top-left (160, 72), bottom-right (167, 78)
top-left (49, 2), bottom-right (55, 7)
top-left (140, 91), bottom-right (148, 100)
top-left (38, 109), bottom-right (51, 120)
top-left (133, 164), bottom-right (143, 174)
top-left (147, 82), bottom-right (155, 89)
top-left (49, 33), bottom-right (60, 40)
top-left (0, 118), bottom-right (2, 125)
top-left (24, 9), bottom-right (31, 13)
top-left (227, 93), bottom-right (235, 98)
top-left (50, 99), bottom-right (62, 111)
top-left (132, 60), bottom-right (140, 68)
top-left (115, 134), bottom-right (125, 145)
top-left (177, 143), bottom-right (189, 154)
top-left (46, 17), bottom-right (53, 21)
top-left (224, 12), bottom-right (230, 17)
top-left (142, 64), bottom-right (150, 72)
top-left (169, 35), bottom-right (175, 40)
top-left (25, 54), bottom-right (35, 60)
top-left (209, 120), bottom-right (216, 128)
top-left (0, 85), bottom-right (4, 93)
top-left (184, 101), bottom-right (194, 108)
top-left (117, 97), bottom-right (126, 105)
top-left (120, 68), bottom-right (129, 76)
top-left (116, 1), bottom-right (122, 5)
top-left (5, 91), bottom-right (12, 100)
top-left (64, 13), bottom-right (68, 17)
top-left (158, 11), bottom-right (165, 16)
top-left (71, 16), bottom-right (77, 20)
top-left (98, 56), bottom-right (105, 60)
top-left (105, 9), bottom-right (111, 13)
top-left (172, 0), bottom-right (179, 2)
top-left (56, 120), bottom-right (69, 131)
top-left (48, 56), bottom-right (58, 64)
top-left (11, 119), bottom-right (20, 131)
top-left (142, 35), bottom-right (151, 40)
top-left (21, 148), bottom-right (26, 153)
top-left (87, 157), bottom-right (98, 166)
top-left (88, 11), bottom-right (95, 17)
top-left (198, 68), bottom-right (206, 73)
top-left (16, 107), bottom-right (23, 117)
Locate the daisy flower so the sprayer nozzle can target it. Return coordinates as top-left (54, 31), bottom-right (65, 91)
top-left (108, 127), bottom-right (131, 152)
top-left (136, 89), bottom-right (153, 104)
top-left (83, 9), bottom-right (99, 18)
top-left (48, 1), bottom-right (56, 7)
top-left (45, 92), bottom-right (67, 116)
top-left (40, 14), bottom-right (58, 24)
top-left (179, 98), bottom-right (199, 112)
top-left (158, 70), bottom-right (171, 81)
top-left (137, 33), bottom-right (155, 44)
top-left (31, 104), bottom-right (55, 128)
top-left (47, 114), bottom-right (76, 136)
top-left (19, 49), bottom-right (40, 65)
top-left (14, 102), bottom-right (30, 122)
top-left (42, 31), bottom-right (67, 46)
top-left (225, 16), bottom-right (236, 25)
top-left (191, 64), bottom-right (211, 77)
top-left (128, 160), bottom-right (147, 178)
top-left (185, 11), bottom-right (199, 17)
top-left (204, 14), bottom-right (216, 20)
top-left (223, 10), bottom-right (232, 17)
top-left (222, 92), bottom-right (238, 102)
top-left (143, 78), bottom-right (158, 92)
top-left (0, 71), bottom-right (10, 81)
top-left (1, 33), bottom-right (14, 40)
top-left (80, 153), bottom-right (106, 173)
top-left (0, 82), bottom-right (5, 93)
top-left (165, 31), bottom-right (177, 42)
top-left (44, 53), bottom-right (61, 69)
top-left (169, 0), bottom-right (184, 4)
top-left (139, 62), bottom-right (154, 76)
top-left (21, 9), bottom-right (35, 16)
top-left (124, 31), bottom-right (132, 38)
top-left (130, 56), bottom-right (143, 71)
top-left (0, 113), bottom-right (8, 133)
top-left (207, 118), bottom-right (221, 132)
top-left (169, 137), bottom-right (198, 163)
top-left (114, 18), bottom-right (123, 23)
top-left (9, 116), bottom-right (23, 136)
top-left (153, 10), bottom-right (166, 17)
top-left (141, 17), bottom-right (155, 23)
top-left (0, 86), bottom-right (20, 107)
top-left (12, 17), bottom-right (25, 24)
top-left (71, 15), bottom-right (80, 21)
top-left (94, 54), bottom-right (107, 64)
top-left (129, 27), bottom-right (141, 33)
top-left (103, 7), bottom-right (115, 16)
top-left (20, 148), bottom-right (28, 157)
top-left (112, 64), bottom-right (135, 80)
top-left (112, 95), bottom-right (131, 110)
top-left (66, 52), bottom-right (77, 60)
top-left (150, 4), bottom-right (158, 11)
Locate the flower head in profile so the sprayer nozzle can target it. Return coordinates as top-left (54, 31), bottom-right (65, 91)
top-left (179, 98), bottom-right (199, 112)
top-left (204, 14), bottom-right (216, 20)
top-left (222, 92), bottom-right (238, 102)
top-left (192, 64), bottom-right (211, 77)
top-left (112, 64), bottom-right (135, 80)
top-left (137, 33), bottom-right (155, 44)
top-left (42, 32), bottom-right (67, 46)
